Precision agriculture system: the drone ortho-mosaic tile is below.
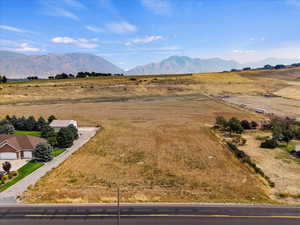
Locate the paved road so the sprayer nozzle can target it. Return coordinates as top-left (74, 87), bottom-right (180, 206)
top-left (0, 127), bottom-right (98, 203)
top-left (0, 204), bottom-right (299, 225)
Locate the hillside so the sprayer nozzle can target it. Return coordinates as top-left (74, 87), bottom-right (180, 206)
top-left (127, 56), bottom-right (242, 75)
top-left (0, 51), bottom-right (124, 78)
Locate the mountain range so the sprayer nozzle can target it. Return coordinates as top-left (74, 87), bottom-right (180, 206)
top-left (0, 51), bottom-right (123, 78)
top-left (0, 50), bottom-right (299, 78)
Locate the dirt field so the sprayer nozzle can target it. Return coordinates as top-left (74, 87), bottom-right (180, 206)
top-left (225, 95), bottom-right (300, 118)
top-left (240, 131), bottom-right (300, 204)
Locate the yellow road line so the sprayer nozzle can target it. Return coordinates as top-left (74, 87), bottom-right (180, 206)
top-left (24, 214), bottom-right (300, 219)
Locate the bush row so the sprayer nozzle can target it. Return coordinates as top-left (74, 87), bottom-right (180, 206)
top-left (227, 142), bottom-right (275, 187)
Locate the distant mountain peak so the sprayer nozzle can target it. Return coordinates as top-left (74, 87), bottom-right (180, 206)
top-left (0, 51), bottom-right (124, 78)
top-left (126, 55), bottom-right (242, 75)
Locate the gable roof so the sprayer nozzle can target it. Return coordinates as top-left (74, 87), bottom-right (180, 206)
top-left (0, 134), bottom-right (45, 152)
top-left (50, 120), bottom-right (76, 127)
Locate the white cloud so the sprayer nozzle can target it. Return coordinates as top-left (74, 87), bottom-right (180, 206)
top-left (42, 1), bottom-right (80, 21)
top-left (0, 25), bottom-right (27, 33)
top-left (15, 43), bottom-right (43, 52)
top-left (126, 35), bottom-right (163, 46)
top-left (106, 22), bottom-right (137, 34)
top-left (63, 0), bottom-right (85, 8)
top-left (51, 36), bottom-right (98, 48)
top-left (85, 25), bottom-right (104, 33)
top-left (55, 8), bottom-right (79, 20)
top-left (141, 0), bottom-right (171, 15)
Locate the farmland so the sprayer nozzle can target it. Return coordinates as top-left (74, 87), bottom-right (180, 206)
top-left (0, 68), bottom-right (299, 204)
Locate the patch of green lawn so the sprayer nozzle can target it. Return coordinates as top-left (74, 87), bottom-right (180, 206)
top-left (15, 130), bottom-right (42, 137)
top-left (52, 148), bottom-right (65, 157)
top-left (0, 161), bottom-right (44, 192)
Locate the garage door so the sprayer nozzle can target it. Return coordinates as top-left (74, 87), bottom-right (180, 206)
top-left (23, 151), bottom-right (32, 159)
top-left (0, 152), bottom-right (17, 160)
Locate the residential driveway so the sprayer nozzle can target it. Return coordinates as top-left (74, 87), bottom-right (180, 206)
top-left (0, 159), bottom-right (28, 171)
top-left (0, 127), bottom-right (99, 204)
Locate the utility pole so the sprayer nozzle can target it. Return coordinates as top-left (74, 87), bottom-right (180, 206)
top-left (117, 186), bottom-right (121, 225)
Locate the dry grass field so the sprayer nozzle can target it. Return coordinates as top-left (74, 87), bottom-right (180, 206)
top-left (0, 68), bottom-right (297, 105)
top-left (12, 95), bottom-right (271, 204)
top-left (0, 68), bottom-right (299, 204)
top-left (240, 131), bottom-right (300, 204)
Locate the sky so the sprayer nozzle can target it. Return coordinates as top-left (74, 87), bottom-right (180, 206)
top-left (1, 0), bottom-right (300, 69)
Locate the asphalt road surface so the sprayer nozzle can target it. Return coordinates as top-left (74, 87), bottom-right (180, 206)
top-left (0, 204), bottom-right (300, 225)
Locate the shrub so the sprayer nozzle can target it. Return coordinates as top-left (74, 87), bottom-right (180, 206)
top-left (241, 120), bottom-right (251, 130)
top-left (0, 124), bottom-right (15, 134)
top-left (260, 139), bottom-right (278, 149)
top-left (251, 121), bottom-right (258, 129)
top-left (8, 171), bottom-right (18, 179)
top-left (2, 161), bottom-right (11, 173)
top-left (1, 175), bottom-right (9, 183)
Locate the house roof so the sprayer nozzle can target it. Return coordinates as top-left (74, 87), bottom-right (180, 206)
top-left (50, 120), bottom-right (76, 127)
top-left (0, 134), bottom-right (45, 153)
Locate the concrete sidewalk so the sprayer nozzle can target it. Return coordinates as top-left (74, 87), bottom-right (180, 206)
top-left (0, 127), bottom-right (99, 204)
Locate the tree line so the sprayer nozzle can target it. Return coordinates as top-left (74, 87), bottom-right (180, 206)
top-left (0, 76), bottom-right (7, 83)
top-left (48, 71), bottom-right (124, 80)
top-left (225, 62), bottom-right (300, 73)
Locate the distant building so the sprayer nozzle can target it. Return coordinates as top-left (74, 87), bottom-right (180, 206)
top-left (295, 145), bottom-right (300, 153)
top-left (50, 120), bottom-right (78, 132)
top-left (0, 134), bottom-right (45, 160)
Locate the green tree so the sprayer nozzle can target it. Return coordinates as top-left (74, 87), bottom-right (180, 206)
top-left (215, 116), bottom-right (228, 130)
top-left (15, 117), bottom-right (26, 130)
top-left (25, 116), bottom-right (36, 131)
top-left (47, 136), bottom-right (57, 147)
top-left (41, 125), bottom-right (56, 138)
top-left (57, 128), bottom-right (74, 148)
top-left (33, 142), bottom-right (53, 162)
top-left (36, 116), bottom-right (47, 131)
top-left (67, 124), bottom-right (79, 140)
top-left (48, 115), bottom-right (57, 124)
top-left (228, 117), bottom-right (244, 135)
top-left (0, 124), bottom-right (15, 134)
